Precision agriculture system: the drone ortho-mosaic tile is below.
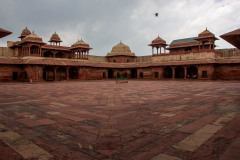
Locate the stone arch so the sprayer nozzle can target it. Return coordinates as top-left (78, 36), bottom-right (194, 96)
top-left (163, 66), bottom-right (172, 78)
top-left (69, 67), bottom-right (78, 79)
top-left (43, 51), bottom-right (54, 57)
top-left (108, 69), bottom-right (114, 78)
top-left (30, 45), bottom-right (40, 55)
top-left (55, 52), bottom-right (65, 58)
top-left (187, 66), bottom-right (198, 79)
top-left (56, 67), bottom-right (67, 80)
top-left (43, 66), bottom-right (55, 81)
top-left (175, 66), bottom-right (184, 79)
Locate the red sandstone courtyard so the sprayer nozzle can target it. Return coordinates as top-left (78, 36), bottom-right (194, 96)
top-left (0, 80), bottom-right (240, 160)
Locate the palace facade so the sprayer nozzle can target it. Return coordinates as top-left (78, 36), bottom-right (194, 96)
top-left (0, 27), bottom-right (240, 82)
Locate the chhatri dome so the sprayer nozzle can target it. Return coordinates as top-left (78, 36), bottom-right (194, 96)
top-left (21, 31), bottom-right (44, 43)
top-left (49, 32), bottom-right (62, 46)
top-left (49, 32), bottom-right (62, 43)
top-left (19, 27), bottom-right (31, 39)
top-left (197, 28), bottom-right (216, 38)
top-left (107, 42), bottom-right (135, 57)
top-left (71, 39), bottom-right (92, 49)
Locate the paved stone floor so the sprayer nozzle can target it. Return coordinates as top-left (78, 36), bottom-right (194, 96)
top-left (0, 80), bottom-right (240, 160)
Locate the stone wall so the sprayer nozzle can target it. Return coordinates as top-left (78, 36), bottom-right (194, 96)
top-left (135, 55), bottom-right (152, 63)
top-left (216, 49), bottom-right (240, 57)
top-left (0, 47), bottom-right (13, 57)
top-left (88, 67), bottom-right (108, 80)
top-left (198, 64), bottom-right (214, 80)
top-left (215, 64), bottom-right (240, 80)
top-left (152, 67), bottom-right (163, 79)
top-left (137, 68), bottom-right (152, 79)
top-left (0, 64), bottom-right (27, 82)
top-left (88, 55), bottom-right (107, 62)
top-left (107, 56), bottom-right (135, 63)
top-left (152, 52), bottom-right (217, 62)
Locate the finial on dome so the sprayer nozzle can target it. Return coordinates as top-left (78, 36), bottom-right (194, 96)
top-left (32, 30), bottom-right (34, 34)
top-left (206, 27), bottom-right (208, 30)
top-left (81, 38), bottom-right (83, 41)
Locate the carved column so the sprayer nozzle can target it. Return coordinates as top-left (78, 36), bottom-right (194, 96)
top-left (172, 67), bottom-right (175, 79)
top-left (54, 67), bottom-right (57, 81)
top-left (184, 66), bottom-right (187, 79)
top-left (28, 46), bottom-right (30, 56)
top-left (66, 67), bottom-right (69, 80)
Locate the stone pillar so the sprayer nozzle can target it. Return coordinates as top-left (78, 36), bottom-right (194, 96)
top-left (54, 67), bottom-right (57, 81)
top-left (172, 67), bottom-right (175, 79)
top-left (40, 46), bottom-right (42, 57)
top-left (66, 67), bottom-right (69, 80)
top-left (184, 66), bottom-right (187, 79)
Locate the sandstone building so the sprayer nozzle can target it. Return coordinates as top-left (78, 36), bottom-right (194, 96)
top-left (0, 27), bottom-right (240, 82)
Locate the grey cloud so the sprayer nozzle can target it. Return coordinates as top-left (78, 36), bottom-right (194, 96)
top-left (0, 0), bottom-right (239, 56)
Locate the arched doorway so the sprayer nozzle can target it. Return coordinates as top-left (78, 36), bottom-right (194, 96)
top-left (69, 67), bottom-right (78, 79)
top-left (108, 69), bottom-right (114, 78)
top-left (43, 51), bottom-right (54, 57)
top-left (163, 67), bottom-right (172, 78)
top-left (55, 52), bottom-right (65, 58)
top-left (124, 72), bottom-right (127, 78)
top-left (117, 72), bottom-right (120, 78)
top-left (131, 69), bottom-right (137, 78)
top-left (30, 45), bottom-right (40, 56)
top-left (56, 67), bottom-right (67, 80)
top-left (187, 66), bottom-right (198, 79)
top-left (43, 66), bottom-right (55, 81)
top-left (175, 66), bottom-right (184, 79)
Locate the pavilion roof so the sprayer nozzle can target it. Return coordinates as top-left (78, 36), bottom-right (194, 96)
top-left (0, 28), bottom-right (12, 38)
top-left (71, 39), bottom-right (92, 50)
top-left (149, 36), bottom-right (167, 46)
top-left (20, 32), bottom-right (46, 45)
top-left (42, 45), bottom-right (71, 51)
top-left (18, 27), bottom-right (31, 39)
top-left (220, 29), bottom-right (240, 49)
top-left (49, 32), bottom-right (62, 42)
top-left (168, 37), bottom-right (199, 49)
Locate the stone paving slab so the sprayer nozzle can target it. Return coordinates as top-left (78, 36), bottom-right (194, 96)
top-left (151, 153), bottom-right (182, 160)
top-left (174, 124), bottom-right (223, 152)
top-left (220, 137), bottom-right (240, 160)
top-left (178, 114), bottom-right (219, 133)
top-left (0, 80), bottom-right (240, 159)
top-left (0, 124), bottom-right (52, 159)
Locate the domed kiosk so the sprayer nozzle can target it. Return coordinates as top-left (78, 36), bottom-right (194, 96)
top-left (49, 32), bottom-right (62, 46)
top-left (71, 39), bottom-right (92, 59)
top-left (18, 27), bottom-right (31, 40)
top-left (19, 31), bottom-right (46, 57)
top-left (107, 42), bottom-right (135, 63)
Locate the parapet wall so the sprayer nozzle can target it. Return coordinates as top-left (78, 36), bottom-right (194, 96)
top-left (152, 52), bottom-right (217, 62)
top-left (216, 48), bottom-right (240, 57)
top-left (0, 47), bottom-right (13, 57)
top-left (135, 55), bottom-right (152, 63)
top-left (88, 55), bottom-right (108, 62)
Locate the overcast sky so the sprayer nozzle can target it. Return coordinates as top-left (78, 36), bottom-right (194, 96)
top-left (0, 0), bottom-right (240, 56)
